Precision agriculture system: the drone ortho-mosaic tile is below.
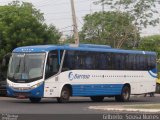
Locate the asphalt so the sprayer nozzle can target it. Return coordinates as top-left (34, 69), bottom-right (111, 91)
top-left (0, 95), bottom-right (160, 114)
top-left (1, 95), bottom-right (160, 120)
top-left (88, 94), bottom-right (160, 113)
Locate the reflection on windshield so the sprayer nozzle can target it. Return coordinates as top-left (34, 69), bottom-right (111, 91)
top-left (8, 53), bottom-right (45, 82)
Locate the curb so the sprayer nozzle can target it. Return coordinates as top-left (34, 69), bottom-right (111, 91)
top-left (89, 106), bottom-right (160, 113)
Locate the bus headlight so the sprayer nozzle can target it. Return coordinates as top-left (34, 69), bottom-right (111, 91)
top-left (31, 82), bottom-right (43, 89)
top-left (7, 83), bottom-right (13, 87)
top-left (7, 82), bottom-right (43, 90)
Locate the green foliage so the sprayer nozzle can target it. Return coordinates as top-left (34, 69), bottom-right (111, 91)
top-left (138, 35), bottom-right (160, 72)
top-left (80, 11), bottom-right (140, 48)
top-left (0, 1), bottom-right (61, 60)
top-left (96, 0), bottom-right (159, 30)
top-left (139, 35), bottom-right (160, 58)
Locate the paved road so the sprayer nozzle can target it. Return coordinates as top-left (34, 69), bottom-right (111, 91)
top-left (0, 95), bottom-right (160, 114)
top-left (1, 95), bottom-right (160, 120)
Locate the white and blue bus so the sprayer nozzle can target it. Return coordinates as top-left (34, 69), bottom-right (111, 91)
top-left (7, 44), bottom-right (157, 103)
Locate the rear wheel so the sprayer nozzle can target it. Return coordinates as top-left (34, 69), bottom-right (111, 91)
top-left (90, 96), bottom-right (104, 102)
top-left (115, 85), bottom-right (130, 102)
top-left (57, 87), bottom-right (70, 103)
top-left (156, 83), bottom-right (160, 93)
top-left (29, 97), bottom-right (41, 103)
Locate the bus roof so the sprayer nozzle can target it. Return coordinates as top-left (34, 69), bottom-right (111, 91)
top-left (13, 44), bottom-right (156, 55)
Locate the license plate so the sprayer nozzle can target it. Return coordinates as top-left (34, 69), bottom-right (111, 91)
top-left (18, 94), bottom-right (26, 99)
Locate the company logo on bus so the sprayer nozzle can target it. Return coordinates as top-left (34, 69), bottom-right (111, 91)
top-left (68, 72), bottom-right (90, 80)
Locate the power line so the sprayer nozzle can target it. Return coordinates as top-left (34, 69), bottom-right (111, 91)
top-left (35, 0), bottom-right (93, 9)
top-left (0, 0), bottom-right (103, 36)
top-left (37, 1), bottom-right (70, 8)
top-left (77, 17), bottom-right (83, 26)
top-left (44, 9), bottom-right (102, 16)
top-left (36, 0), bottom-right (90, 7)
top-left (32, 0), bottom-right (56, 5)
top-left (59, 25), bottom-right (73, 30)
top-left (60, 30), bottom-right (73, 33)
top-left (47, 17), bottom-right (72, 21)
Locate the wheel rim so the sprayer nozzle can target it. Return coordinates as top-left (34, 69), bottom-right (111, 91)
top-left (123, 88), bottom-right (129, 100)
top-left (61, 90), bottom-right (69, 100)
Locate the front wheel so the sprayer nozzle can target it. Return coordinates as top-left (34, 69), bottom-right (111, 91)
top-left (57, 87), bottom-right (70, 103)
top-left (90, 96), bottom-right (104, 102)
top-left (115, 85), bottom-right (130, 102)
top-left (29, 97), bottom-right (41, 103)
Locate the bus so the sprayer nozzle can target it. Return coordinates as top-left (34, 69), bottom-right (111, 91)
top-left (7, 44), bottom-right (157, 103)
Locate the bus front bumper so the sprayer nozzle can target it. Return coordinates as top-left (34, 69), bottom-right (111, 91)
top-left (7, 84), bottom-right (44, 98)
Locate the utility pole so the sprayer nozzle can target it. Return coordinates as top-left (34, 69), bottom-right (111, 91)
top-left (101, 0), bottom-right (105, 40)
top-left (70, 0), bottom-right (79, 46)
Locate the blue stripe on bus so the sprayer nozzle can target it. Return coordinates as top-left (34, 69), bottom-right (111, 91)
top-left (148, 71), bottom-right (157, 78)
top-left (71, 84), bottom-right (123, 96)
top-left (151, 68), bottom-right (157, 74)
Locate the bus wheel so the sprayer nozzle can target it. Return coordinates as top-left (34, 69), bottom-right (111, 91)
top-left (115, 85), bottom-right (130, 102)
top-left (29, 97), bottom-right (41, 103)
top-left (156, 83), bottom-right (160, 93)
top-left (90, 96), bottom-right (104, 102)
top-left (57, 87), bottom-right (70, 103)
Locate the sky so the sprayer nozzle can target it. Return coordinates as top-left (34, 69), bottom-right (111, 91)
top-left (0, 0), bottom-right (160, 37)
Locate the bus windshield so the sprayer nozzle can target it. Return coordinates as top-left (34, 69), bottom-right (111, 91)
top-left (7, 53), bottom-right (46, 82)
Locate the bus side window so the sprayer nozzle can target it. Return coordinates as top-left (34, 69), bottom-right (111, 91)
top-left (85, 52), bottom-right (93, 69)
top-left (98, 53), bottom-right (106, 70)
top-left (45, 51), bottom-right (59, 79)
top-left (62, 50), bottom-right (75, 71)
top-left (115, 54), bottom-right (122, 70)
top-left (119, 54), bottom-right (125, 70)
top-left (74, 54), bottom-right (80, 69)
top-left (107, 53), bottom-right (113, 70)
top-left (150, 56), bottom-right (156, 70)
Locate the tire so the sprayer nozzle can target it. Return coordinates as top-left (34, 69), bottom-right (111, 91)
top-left (115, 85), bottom-right (130, 102)
top-left (29, 97), bottom-right (41, 103)
top-left (156, 83), bottom-right (160, 93)
top-left (90, 96), bottom-right (104, 102)
top-left (57, 87), bottom-right (70, 103)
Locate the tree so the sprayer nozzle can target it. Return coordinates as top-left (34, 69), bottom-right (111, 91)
top-left (80, 11), bottom-right (140, 49)
top-left (139, 35), bottom-right (160, 71)
top-left (139, 35), bottom-right (160, 57)
top-left (0, 1), bottom-right (61, 60)
top-left (96, 0), bottom-right (159, 31)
